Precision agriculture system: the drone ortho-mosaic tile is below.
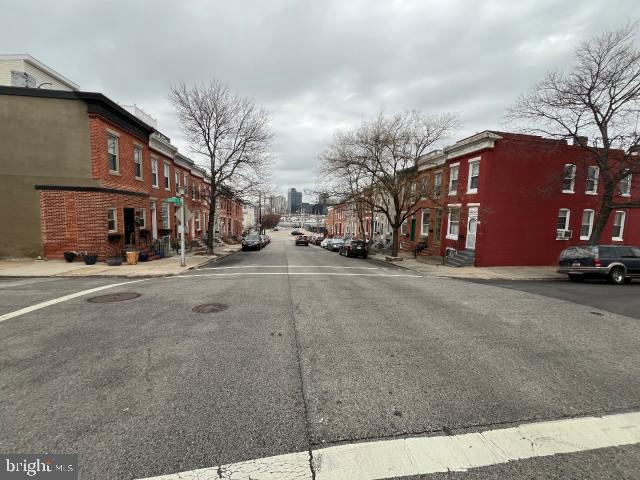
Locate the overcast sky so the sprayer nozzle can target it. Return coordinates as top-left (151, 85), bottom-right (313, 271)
top-left (2, 0), bottom-right (636, 198)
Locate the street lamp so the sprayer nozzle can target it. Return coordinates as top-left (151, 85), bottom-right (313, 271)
top-left (177, 186), bottom-right (188, 267)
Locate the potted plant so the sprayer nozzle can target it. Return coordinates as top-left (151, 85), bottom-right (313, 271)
top-left (82, 251), bottom-right (98, 265)
top-left (63, 251), bottom-right (76, 263)
top-left (106, 256), bottom-right (123, 266)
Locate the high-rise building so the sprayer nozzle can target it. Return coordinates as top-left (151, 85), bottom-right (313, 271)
top-left (287, 188), bottom-right (302, 214)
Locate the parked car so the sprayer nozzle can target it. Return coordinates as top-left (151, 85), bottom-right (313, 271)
top-left (558, 245), bottom-right (640, 284)
top-left (330, 238), bottom-right (345, 252)
top-left (291, 230), bottom-right (302, 236)
top-left (242, 234), bottom-right (262, 251)
top-left (272, 226), bottom-right (280, 231)
top-left (260, 235), bottom-right (269, 247)
top-left (313, 236), bottom-right (324, 246)
top-left (339, 239), bottom-right (368, 258)
top-left (295, 235), bottom-right (310, 246)
top-left (320, 238), bottom-right (331, 249)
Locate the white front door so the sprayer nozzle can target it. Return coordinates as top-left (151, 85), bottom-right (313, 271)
top-left (151, 201), bottom-right (158, 240)
top-left (465, 207), bottom-right (478, 250)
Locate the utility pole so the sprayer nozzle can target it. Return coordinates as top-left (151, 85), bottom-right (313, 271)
top-left (178, 186), bottom-right (187, 267)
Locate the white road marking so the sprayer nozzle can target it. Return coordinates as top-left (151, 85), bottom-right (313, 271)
top-left (138, 411), bottom-right (640, 480)
top-left (136, 451), bottom-right (311, 480)
top-left (175, 272), bottom-right (422, 278)
top-left (0, 279), bottom-right (146, 323)
top-left (198, 266), bottom-right (388, 270)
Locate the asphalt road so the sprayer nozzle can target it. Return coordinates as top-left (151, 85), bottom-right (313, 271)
top-left (1, 231), bottom-right (639, 479)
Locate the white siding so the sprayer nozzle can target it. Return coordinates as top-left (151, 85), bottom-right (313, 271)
top-left (0, 59), bottom-right (23, 87)
top-left (23, 62), bottom-right (74, 91)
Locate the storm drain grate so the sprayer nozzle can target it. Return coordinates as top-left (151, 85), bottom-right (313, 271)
top-left (192, 303), bottom-right (229, 314)
top-left (87, 292), bottom-right (141, 303)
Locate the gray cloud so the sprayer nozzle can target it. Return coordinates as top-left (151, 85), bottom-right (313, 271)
top-left (2, 0), bottom-right (635, 199)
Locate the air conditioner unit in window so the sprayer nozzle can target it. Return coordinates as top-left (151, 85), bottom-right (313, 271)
top-left (556, 229), bottom-right (572, 240)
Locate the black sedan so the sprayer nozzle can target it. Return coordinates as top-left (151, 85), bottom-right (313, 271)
top-left (242, 234), bottom-right (262, 251)
top-left (339, 239), bottom-right (368, 258)
top-left (295, 235), bottom-right (310, 246)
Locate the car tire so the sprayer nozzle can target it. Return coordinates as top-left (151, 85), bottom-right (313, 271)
top-left (608, 267), bottom-right (626, 285)
top-left (568, 274), bottom-right (584, 282)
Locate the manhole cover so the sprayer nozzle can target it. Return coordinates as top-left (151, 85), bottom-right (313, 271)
top-left (192, 303), bottom-right (229, 314)
top-left (87, 292), bottom-right (141, 303)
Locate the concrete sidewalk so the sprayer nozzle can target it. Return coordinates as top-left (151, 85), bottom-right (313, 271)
top-left (369, 253), bottom-right (565, 280)
top-left (0, 245), bottom-right (241, 278)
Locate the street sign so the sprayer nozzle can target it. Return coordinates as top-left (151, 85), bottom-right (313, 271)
top-left (175, 206), bottom-right (193, 223)
top-left (167, 197), bottom-right (182, 205)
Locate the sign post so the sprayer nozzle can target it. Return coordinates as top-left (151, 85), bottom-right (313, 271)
top-left (173, 190), bottom-right (187, 267)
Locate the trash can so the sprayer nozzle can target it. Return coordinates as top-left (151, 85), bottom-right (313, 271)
top-left (126, 251), bottom-right (139, 265)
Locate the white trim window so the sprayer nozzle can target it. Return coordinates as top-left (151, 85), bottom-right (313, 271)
top-left (446, 207), bottom-right (460, 240)
top-left (562, 164), bottom-right (576, 193)
top-left (620, 171), bottom-right (632, 196)
top-left (448, 164), bottom-right (459, 195)
top-left (161, 202), bottom-right (170, 229)
top-left (195, 210), bottom-right (201, 231)
top-left (107, 208), bottom-right (117, 232)
top-left (135, 208), bottom-right (146, 229)
top-left (467, 159), bottom-right (480, 194)
top-left (580, 209), bottom-right (594, 240)
top-left (586, 166), bottom-right (599, 194)
top-left (434, 172), bottom-right (442, 198)
top-left (107, 135), bottom-right (119, 173)
top-left (184, 174), bottom-right (189, 190)
top-left (163, 163), bottom-right (171, 191)
top-left (134, 146), bottom-right (143, 179)
top-left (175, 171), bottom-right (180, 188)
top-left (151, 158), bottom-right (158, 187)
top-left (421, 210), bottom-right (430, 236)
top-left (556, 208), bottom-right (571, 240)
top-left (192, 180), bottom-right (196, 200)
top-left (612, 211), bottom-right (626, 241)
top-left (400, 212), bottom-right (408, 235)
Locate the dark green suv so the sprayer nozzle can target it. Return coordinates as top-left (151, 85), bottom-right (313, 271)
top-left (558, 245), bottom-right (640, 284)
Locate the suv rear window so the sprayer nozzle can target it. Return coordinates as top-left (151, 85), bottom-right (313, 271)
top-left (598, 246), bottom-right (618, 258)
top-left (560, 246), bottom-right (596, 259)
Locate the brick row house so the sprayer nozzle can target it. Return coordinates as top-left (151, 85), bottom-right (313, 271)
top-left (398, 131), bottom-right (639, 266)
top-left (0, 85), bottom-right (244, 260)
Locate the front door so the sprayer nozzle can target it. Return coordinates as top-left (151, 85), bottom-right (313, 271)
top-left (124, 208), bottom-right (136, 245)
top-left (151, 201), bottom-right (158, 240)
top-left (410, 218), bottom-right (416, 241)
top-left (465, 207), bottom-right (478, 250)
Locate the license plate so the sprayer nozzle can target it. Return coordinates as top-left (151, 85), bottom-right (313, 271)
top-left (572, 262), bottom-right (581, 266)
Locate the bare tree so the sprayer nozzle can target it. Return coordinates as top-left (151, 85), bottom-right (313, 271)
top-left (170, 80), bottom-right (272, 252)
top-left (508, 23), bottom-right (640, 244)
top-left (319, 110), bottom-right (457, 256)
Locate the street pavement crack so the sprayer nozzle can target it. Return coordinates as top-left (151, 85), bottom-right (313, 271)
top-left (285, 248), bottom-right (317, 480)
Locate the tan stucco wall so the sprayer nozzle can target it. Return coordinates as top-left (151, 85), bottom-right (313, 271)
top-left (0, 95), bottom-right (98, 258)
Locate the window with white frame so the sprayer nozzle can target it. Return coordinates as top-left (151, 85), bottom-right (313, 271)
top-left (400, 212), bottom-right (407, 234)
top-left (421, 210), bottom-right (430, 236)
top-left (446, 207), bottom-right (460, 239)
top-left (434, 172), bottom-right (442, 198)
top-left (580, 209), bottom-right (594, 240)
top-left (184, 174), bottom-right (188, 191)
top-left (467, 159), bottom-right (480, 194)
top-left (586, 166), bottom-right (599, 194)
top-left (192, 180), bottom-right (196, 200)
top-left (135, 208), bottom-right (146, 229)
top-left (612, 211), bottom-right (626, 240)
top-left (107, 135), bottom-right (119, 172)
top-left (620, 171), bottom-right (632, 196)
top-left (107, 208), bottom-right (117, 232)
top-left (151, 158), bottom-right (158, 187)
top-left (556, 208), bottom-right (571, 239)
top-left (133, 146), bottom-right (143, 179)
top-left (562, 164), bottom-right (576, 193)
top-left (163, 163), bottom-right (170, 190)
top-left (161, 202), bottom-right (170, 229)
top-left (195, 210), bottom-right (201, 231)
top-left (448, 164), bottom-right (459, 195)
top-left (175, 171), bottom-right (180, 188)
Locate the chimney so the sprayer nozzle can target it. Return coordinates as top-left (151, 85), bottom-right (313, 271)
top-left (573, 136), bottom-right (588, 147)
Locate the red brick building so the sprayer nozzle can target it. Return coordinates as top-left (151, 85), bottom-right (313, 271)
top-left (402, 131), bottom-right (639, 266)
top-left (1, 86), bottom-right (243, 260)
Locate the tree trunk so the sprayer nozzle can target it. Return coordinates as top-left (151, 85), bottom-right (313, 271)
top-left (589, 196), bottom-right (613, 245)
top-left (207, 194), bottom-right (217, 254)
top-left (391, 226), bottom-right (400, 257)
